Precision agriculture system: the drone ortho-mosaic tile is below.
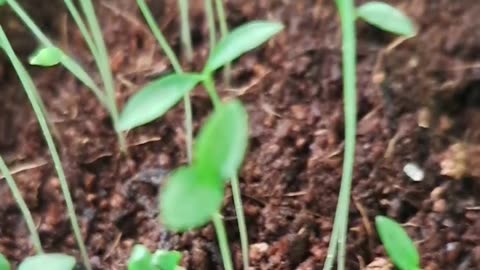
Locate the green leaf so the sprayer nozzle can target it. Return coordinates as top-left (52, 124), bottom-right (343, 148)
top-left (195, 100), bottom-right (248, 180)
top-left (357, 2), bottom-right (416, 37)
top-left (19, 254), bottom-right (76, 270)
top-left (0, 0), bottom-right (6, 6)
top-left (29, 47), bottom-right (63, 67)
top-left (160, 166), bottom-right (224, 231)
top-left (119, 73), bottom-right (201, 131)
top-left (152, 250), bottom-right (182, 270)
top-left (204, 21), bottom-right (284, 73)
top-left (0, 254), bottom-right (10, 270)
top-left (375, 216), bottom-right (420, 270)
top-left (128, 245), bottom-right (153, 270)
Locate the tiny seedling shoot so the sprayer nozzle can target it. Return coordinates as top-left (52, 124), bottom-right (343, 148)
top-left (3, 0), bottom-right (127, 152)
top-left (128, 244), bottom-right (184, 270)
top-left (0, 27), bottom-right (90, 270)
top-left (119, 20), bottom-right (283, 270)
top-left (375, 216), bottom-right (421, 270)
top-left (322, 1), bottom-right (416, 270)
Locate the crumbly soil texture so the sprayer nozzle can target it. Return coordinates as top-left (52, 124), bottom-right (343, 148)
top-left (1, 0), bottom-right (480, 269)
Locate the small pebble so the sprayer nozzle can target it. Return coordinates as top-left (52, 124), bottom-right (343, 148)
top-left (250, 242), bottom-right (269, 261)
top-left (403, 163), bottom-right (425, 181)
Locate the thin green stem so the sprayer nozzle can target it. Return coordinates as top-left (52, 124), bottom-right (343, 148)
top-left (0, 27), bottom-right (91, 270)
top-left (6, 0), bottom-right (103, 104)
top-left (0, 156), bottom-right (43, 254)
top-left (212, 213), bottom-right (234, 270)
top-left (231, 175), bottom-right (249, 270)
top-left (214, 0), bottom-right (231, 87)
top-left (178, 0), bottom-right (193, 61)
top-left (136, 0), bottom-right (193, 163)
top-left (63, 0), bottom-right (99, 60)
top-left (137, 0), bottom-right (182, 73)
top-left (202, 74), bottom-right (221, 109)
top-left (205, 0), bottom-right (216, 54)
top-left (79, 0), bottom-right (127, 153)
top-left (323, 0), bottom-right (357, 269)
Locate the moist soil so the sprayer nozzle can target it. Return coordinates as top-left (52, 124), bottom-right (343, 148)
top-left (1, 0), bottom-right (480, 269)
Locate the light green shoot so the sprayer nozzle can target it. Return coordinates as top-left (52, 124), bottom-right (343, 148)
top-left (135, 0), bottom-right (193, 163)
top-left (376, 216), bottom-right (421, 270)
top-left (128, 244), bottom-right (184, 270)
top-left (0, 27), bottom-right (91, 270)
top-left (205, 0), bottom-right (217, 53)
top-left (214, 0), bottom-right (231, 87)
top-left (178, 0), bottom-right (193, 61)
top-left (0, 253), bottom-right (9, 270)
top-left (0, 156), bottom-right (43, 254)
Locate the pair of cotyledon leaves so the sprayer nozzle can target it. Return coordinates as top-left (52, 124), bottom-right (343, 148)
top-left (160, 100), bottom-right (248, 231)
top-left (128, 244), bottom-right (182, 270)
top-left (0, 253), bottom-right (76, 270)
top-left (375, 216), bottom-right (421, 270)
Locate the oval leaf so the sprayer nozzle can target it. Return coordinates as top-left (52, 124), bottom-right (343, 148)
top-left (375, 216), bottom-right (420, 270)
top-left (160, 166), bottom-right (224, 231)
top-left (194, 100), bottom-right (248, 180)
top-left (204, 21), bottom-right (284, 73)
top-left (19, 254), bottom-right (76, 270)
top-left (29, 47), bottom-right (63, 67)
top-left (357, 2), bottom-right (416, 37)
top-left (152, 250), bottom-right (182, 270)
top-left (128, 245), bottom-right (153, 270)
top-left (119, 73), bottom-right (201, 131)
top-left (0, 254), bottom-right (10, 270)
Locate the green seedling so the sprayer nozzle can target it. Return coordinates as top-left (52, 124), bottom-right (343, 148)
top-left (357, 2), bottom-right (416, 37)
top-left (322, 1), bottom-right (417, 270)
top-left (0, 156), bottom-right (43, 253)
top-left (160, 100), bottom-right (247, 270)
top-left (375, 216), bottom-right (420, 270)
top-left (128, 244), bottom-right (184, 270)
top-left (120, 20), bottom-right (283, 270)
top-left (18, 254), bottom-right (76, 270)
top-left (0, 253), bottom-right (10, 270)
top-left (214, 0), bottom-right (231, 86)
top-left (0, 27), bottom-right (91, 270)
top-left (4, 0), bottom-right (127, 152)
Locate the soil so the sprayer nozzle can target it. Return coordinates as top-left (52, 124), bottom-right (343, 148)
top-left (1, 0), bottom-right (480, 269)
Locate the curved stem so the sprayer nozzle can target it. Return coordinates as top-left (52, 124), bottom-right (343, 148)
top-left (322, 0), bottom-right (357, 269)
top-left (231, 175), bottom-right (249, 270)
top-left (202, 74), bottom-right (221, 110)
top-left (212, 213), bottom-right (234, 270)
top-left (0, 156), bottom-right (43, 254)
top-left (0, 28), bottom-right (91, 270)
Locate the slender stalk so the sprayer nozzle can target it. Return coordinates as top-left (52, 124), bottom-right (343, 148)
top-left (0, 27), bottom-right (91, 270)
top-left (322, 0), bottom-right (357, 269)
top-left (6, 0), bottom-right (103, 104)
top-left (212, 213), bottom-right (234, 270)
top-left (178, 0), bottom-right (193, 61)
top-left (214, 0), bottom-right (231, 87)
top-left (231, 175), bottom-right (249, 270)
top-left (0, 156), bottom-right (43, 254)
top-left (78, 0), bottom-right (127, 153)
top-left (202, 74), bottom-right (221, 109)
top-left (205, 0), bottom-right (216, 53)
top-left (136, 0), bottom-right (193, 163)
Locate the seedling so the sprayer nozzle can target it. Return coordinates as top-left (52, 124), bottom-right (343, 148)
top-left (0, 156), bottom-right (43, 253)
top-left (178, 0), bottom-right (193, 61)
top-left (18, 254), bottom-right (76, 270)
top-left (128, 244), bottom-right (184, 270)
top-left (119, 20), bottom-right (283, 270)
top-left (357, 2), bottom-right (417, 37)
top-left (3, 0), bottom-right (127, 152)
top-left (160, 100), bottom-right (247, 270)
top-left (0, 27), bottom-right (91, 270)
top-left (375, 216), bottom-right (420, 270)
top-left (322, 1), bottom-right (416, 270)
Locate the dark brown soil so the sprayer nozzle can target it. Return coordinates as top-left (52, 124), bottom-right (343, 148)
top-left (1, 0), bottom-right (480, 269)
